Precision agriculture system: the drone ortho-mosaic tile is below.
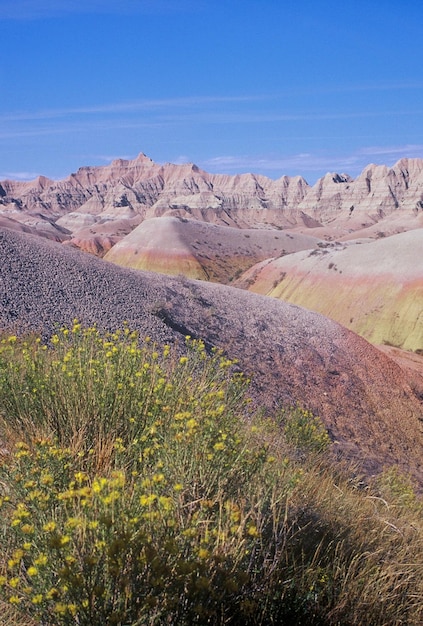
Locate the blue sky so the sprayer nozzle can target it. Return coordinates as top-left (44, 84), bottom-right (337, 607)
top-left (1, 0), bottom-right (423, 184)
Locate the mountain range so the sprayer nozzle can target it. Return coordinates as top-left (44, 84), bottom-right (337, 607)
top-left (1, 153), bottom-right (423, 249)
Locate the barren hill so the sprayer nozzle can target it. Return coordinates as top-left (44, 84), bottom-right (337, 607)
top-left (0, 153), bottom-right (422, 359)
top-left (1, 227), bottom-right (423, 485)
top-left (104, 216), bottom-right (321, 282)
top-left (238, 229), bottom-right (423, 352)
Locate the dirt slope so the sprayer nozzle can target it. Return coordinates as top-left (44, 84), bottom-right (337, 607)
top-left (1, 228), bottom-right (423, 483)
top-left (104, 216), bottom-right (321, 282)
top-left (238, 230), bottom-right (423, 352)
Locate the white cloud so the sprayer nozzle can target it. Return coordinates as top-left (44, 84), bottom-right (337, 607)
top-left (202, 153), bottom-right (358, 175)
top-left (95, 154), bottom-right (133, 163)
top-left (173, 155), bottom-right (191, 165)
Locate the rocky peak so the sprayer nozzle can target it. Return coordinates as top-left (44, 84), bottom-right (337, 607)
top-left (1, 154), bottom-right (423, 243)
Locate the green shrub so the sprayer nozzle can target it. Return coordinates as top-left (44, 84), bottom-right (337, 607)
top-left (281, 406), bottom-right (331, 454)
top-left (0, 325), bottom-right (422, 625)
top-left (0, 439), bottom-right (272, 625)
top-left (0, 325), bottom-right (294, 624)
top-left (0, 323), bottom-right (247, 460)
top-left (374, 465), bottom-right (421, 509)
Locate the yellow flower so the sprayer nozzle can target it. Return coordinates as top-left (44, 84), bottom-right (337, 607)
top-left (213, 442), bottom-right (225, 451)
top-left (43, 521), bottom-right (57, 532)
top-left (8, 595), bottom-right (21, 605)
top-left (140, 494), bottom-right (157, 506)
top-left (247, 525), bottom-right (259, 537)
top-left (46, 587), bottom-right (60, 600)
top-left (67, 603), bottom-right (77, 616)
top-left (74, 471), bottom-right (88, 483)
top-left (15, 442), bottom-right (29, 450)
top-left (113, 439), bottom-right (126, 453)
top-left (152, 473), bottom-right (165, 483)
top-left (110, 470), bottom-right (125, 488)
top-left (101, 491), bottom-right (120, 505)
top-left (12, 549), bottom-right (24, 561)
top-left (158, 496), bottom-right (172, 511)
top-left (21, 524), bottom-right (35, 535)
top-left (9, 577), bottom-right (20, 588)
top-left (34, 554), bottom-right (48, 566)
top-left (27, 566), bottom-right (38, 577)
top-left (31, 594), bottom-right (43, 604)
top-left (12, 504), bottom-right (30, 520)
top-left (65, 517), bottom-right (82, 530)
top-left (15, 449), bottom-right (30, 459)
top-left (92, 477), bottom-right (107, 493)
top-left (54, 602), bottom-right (68, 614)
top-left (198, 548), bottom-right (210, 559)
top-left (87, 520), bottom-right (99, 530)
top-left (40, 473), bottom-right (54, 486)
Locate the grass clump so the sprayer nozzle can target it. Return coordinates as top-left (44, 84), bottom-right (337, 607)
top-left (0, 323), bottom-right (422, 625)
top-left (281, 405), bottom-right (331, 454)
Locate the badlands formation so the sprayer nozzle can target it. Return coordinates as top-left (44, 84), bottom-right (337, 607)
top-left (238, 229), bottom-right (423, 351)
top-left (0, 153), bottom-right (422, 352)
top-left (0, 153), bottom-right (422, 480)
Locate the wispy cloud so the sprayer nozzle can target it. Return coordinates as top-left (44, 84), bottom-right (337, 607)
top-left (358, 144), bottom-right (423, 158)
top-left (1, 88), bottom-right (421, 138)
top-left (0, 95), bottom-right (263, 124)
top-left (0, 0), bottom-right (201, 20)
top-left (200, 145), bottom-right (423, 181)
top-left (284, 81), bottom-right (423, 97)
top-left (0, 171), bottom-right (40, 181)
top-left (95, 154), bottom-right (133, 163)
top-left (202, 154), bottom-right (357, 177)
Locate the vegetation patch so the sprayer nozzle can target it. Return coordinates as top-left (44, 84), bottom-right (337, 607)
top-left (0, 324), bottom-right (422, 625)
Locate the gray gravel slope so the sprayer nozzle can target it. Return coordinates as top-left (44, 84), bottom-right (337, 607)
top-left (1, 227), bottom-right (423, 482)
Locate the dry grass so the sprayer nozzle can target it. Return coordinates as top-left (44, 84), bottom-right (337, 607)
top-left (0, 324), bottom-right (422, 625)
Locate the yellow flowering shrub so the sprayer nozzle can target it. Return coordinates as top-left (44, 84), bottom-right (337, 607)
top-left (0, 325), bottom-right (292, 625)
top-left (1, 325), bottom-right (421, 626)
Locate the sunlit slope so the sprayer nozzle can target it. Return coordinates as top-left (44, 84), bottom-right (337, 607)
top-left (104, 216), bottom-right (321, 283)
top-left (240, 229), bottom-right (423, 351)
top-left (2, 226), bottom-right (423, 482)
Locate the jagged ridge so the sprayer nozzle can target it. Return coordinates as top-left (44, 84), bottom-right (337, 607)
top-left (1, 154), bottom-right (423, 251)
